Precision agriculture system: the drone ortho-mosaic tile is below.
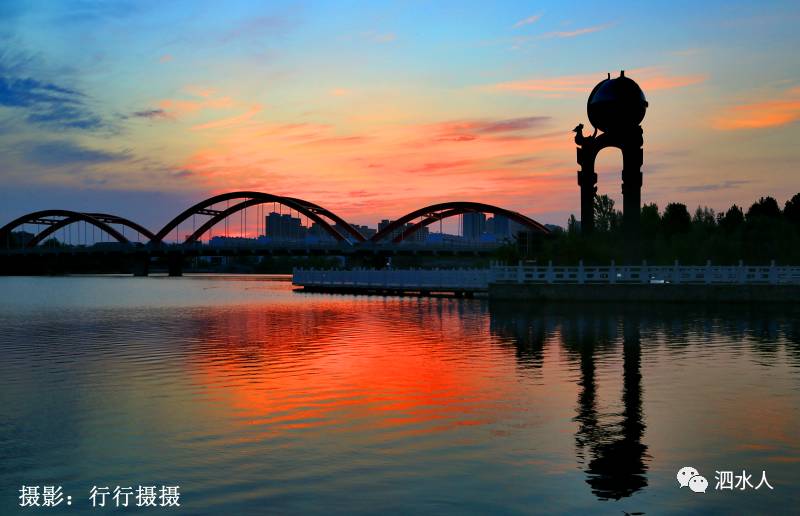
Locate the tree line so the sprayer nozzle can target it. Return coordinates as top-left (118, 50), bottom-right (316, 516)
top-left (507, 193), bottom-right (800, 265)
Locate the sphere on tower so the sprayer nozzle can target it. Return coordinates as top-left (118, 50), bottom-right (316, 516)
top-left (587, 71), bottom-right (648, 134)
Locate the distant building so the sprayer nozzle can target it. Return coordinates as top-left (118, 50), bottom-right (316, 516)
top-left (10, 230), bottom-right (35, 247)
top-left (353, 224), bottom-right (376, 239)
top-left (425, 232), bottom-right (464, 244)
top-left (309, 222), bottom-right (334, 241)
top-left (209, 236), bottom-right (260, 247)
top-left (377, 219), bottom-right (427, 243)
top-left (486, 215), bottom-right (510, 239)
top-left (462, 212), bottom-right (486, 241)
top-left (265, 212), bottom-right (306, 241)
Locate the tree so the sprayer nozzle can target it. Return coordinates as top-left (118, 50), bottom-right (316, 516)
top-left (567, 214), bottom-right (580, 235)
top-left (718, 204), bottom-right (744, 232)
top-left (41, 237), bottom-right (63, 248)
top-left (692, 206), bottom-right (716, 230)
top-left (661, 203), bottom-right (691, 236)
top-left (593, 194), bottom-right (617, 232)
top-left (784, 193), bottom-right (800, 226)
top-left (746, 196), bottom-right (781, 221)
top-left (640, 203), bottom-right (660, 237)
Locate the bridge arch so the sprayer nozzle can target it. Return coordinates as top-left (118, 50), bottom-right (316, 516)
top-left (26, 213), bottom-right (156, 247)
top-left (155, 191), bottom-right (363, 244)
top-left (370, 202), bottom-right (549, 243)
top-left (0, 210), bottom-right (133, 247)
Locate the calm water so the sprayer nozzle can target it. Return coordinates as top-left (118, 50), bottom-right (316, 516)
top-left (1, 275), bottom-right (799, 514)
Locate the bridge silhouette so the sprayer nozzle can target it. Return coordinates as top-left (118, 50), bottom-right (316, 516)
top-left (0, 191), bottom-right (549, 275)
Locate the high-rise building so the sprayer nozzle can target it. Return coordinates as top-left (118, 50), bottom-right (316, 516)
top-left (492, 214), bottom-right (509, 238)
top-left (353, 225), bottom-right (376, 239)
top-left (462, 212), bottom-right (486, 241)
top-left (265, 212), bottom-right (306, 240)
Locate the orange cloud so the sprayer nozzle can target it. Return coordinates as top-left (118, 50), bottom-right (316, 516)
top-left (487, 67), bottom-right (706, 95)
top-left (714, 87), bottom-right (800, 130)
top-left (176, 112), bottom-right (573, 226)
top-left (155, 85), bottom-right (237, 120)
top-left (158, 54), bottom-right (173, 63)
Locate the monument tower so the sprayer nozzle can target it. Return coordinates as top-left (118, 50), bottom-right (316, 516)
top-left (574, 71), bottom-right (648, 236)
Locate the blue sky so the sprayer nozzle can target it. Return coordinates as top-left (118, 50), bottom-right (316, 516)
top-left (1, 0), bottom-right (799, 230)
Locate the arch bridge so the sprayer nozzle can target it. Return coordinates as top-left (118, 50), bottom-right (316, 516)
top-left (0, 192), bottom-right (548, 250)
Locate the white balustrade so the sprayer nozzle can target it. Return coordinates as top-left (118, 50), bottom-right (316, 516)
top-left (488, 260), bottom-right (800, 285)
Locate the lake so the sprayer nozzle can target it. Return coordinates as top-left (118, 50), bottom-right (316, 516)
top-left (1, 275), bottom-right (799, 514)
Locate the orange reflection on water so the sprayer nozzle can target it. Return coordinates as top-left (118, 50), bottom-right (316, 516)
top-left (186, 298), bottom-right (548, 444)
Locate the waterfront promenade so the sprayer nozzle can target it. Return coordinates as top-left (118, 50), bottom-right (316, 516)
top-left (293, 262), bottom-right (800, 301)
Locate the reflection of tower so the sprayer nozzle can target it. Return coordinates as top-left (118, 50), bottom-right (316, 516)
top-left (488, 305), bottom-right (650, 501)
top-left (584, 314), bottom-right (647, 499)
top-left (571, 312), bottom-right (649, 500)
top-left (575, 71), bottom-right (647, 237)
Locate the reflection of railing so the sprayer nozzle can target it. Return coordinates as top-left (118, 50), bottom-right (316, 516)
top-left (293, 268), bottom-right (490, 291)
top-left (491, 261), bottom-right (800, 285)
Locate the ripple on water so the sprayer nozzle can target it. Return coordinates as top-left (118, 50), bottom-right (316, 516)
top-left (1, 276), bottom-right (799, 514)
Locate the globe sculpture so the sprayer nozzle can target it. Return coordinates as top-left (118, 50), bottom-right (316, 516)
top-left (587, 71), bottom-right (648, 134)
top-left (574, 71), bottom-right (647, 239)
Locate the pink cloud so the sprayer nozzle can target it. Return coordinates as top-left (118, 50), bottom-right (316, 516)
top-left (513, 14), bottom-right (542, 28)
top-left (192, 104), bottom-right (263, 130)
top-left (541, 23), bottom-right (611, 38)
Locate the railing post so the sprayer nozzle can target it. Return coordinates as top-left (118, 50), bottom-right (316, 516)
top-left (578, 260), bottom-right (584, 284)
top-left (705, 259), bottom-right (711, 284)
top-left (673, 259), bottom-right (680, 284)
top-left (517, 260), bottom-right (523, 283)
top-left (547, 260), bottom-right (554, 284)
top-left (769, 260), bottom-right (777, 284)
top-left (641, 260), bottom-right (648, 284)
top-left (610, 259), bottom-right (616, 284)
top-left (738, 260), bottom-right (744, 284)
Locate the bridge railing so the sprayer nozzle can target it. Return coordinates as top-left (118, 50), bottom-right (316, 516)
top-left (490, 260), bottom-right (800, 285)
top-left (293, 268), bottom-right (491, 290)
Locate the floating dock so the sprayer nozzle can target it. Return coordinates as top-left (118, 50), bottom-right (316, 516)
top-left (292, 268), bottom-right (489, 296)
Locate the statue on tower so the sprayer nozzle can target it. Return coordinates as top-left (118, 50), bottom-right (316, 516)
top-left (575, 71), bottom-right (647, 236)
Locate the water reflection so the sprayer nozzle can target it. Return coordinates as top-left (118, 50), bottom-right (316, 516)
top-left (1, 277), bottom-right (800, 514)
top-left (489, 302), bottom-right (800, 502)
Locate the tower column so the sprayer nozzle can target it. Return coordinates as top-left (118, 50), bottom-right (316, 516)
top-left (577, 158), bottom-right (598, 235)
top-left (621, 143), bottom-right (643, 237)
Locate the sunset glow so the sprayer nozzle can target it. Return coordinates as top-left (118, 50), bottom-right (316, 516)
top-left (1, 1), bottom-right (799, 229)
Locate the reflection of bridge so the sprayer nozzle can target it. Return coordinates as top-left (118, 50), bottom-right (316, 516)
top-left (0, 191), bottom-right (549, 275)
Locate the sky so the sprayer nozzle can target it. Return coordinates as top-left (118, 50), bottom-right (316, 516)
top-left (1, 0), bottom-right (799, 231)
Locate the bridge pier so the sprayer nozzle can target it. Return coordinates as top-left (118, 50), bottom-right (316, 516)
top-left (346, 253), bottom-right (389, 269)
top-left (167, 255), bottom-right (183, 277)
top-left (132, 256), bottom-right (150, 277)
